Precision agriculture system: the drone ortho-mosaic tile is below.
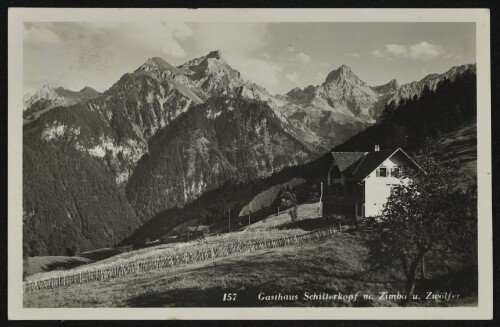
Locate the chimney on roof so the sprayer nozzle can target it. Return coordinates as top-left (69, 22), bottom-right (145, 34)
top-left (374, 145), bottom-right (380, 152)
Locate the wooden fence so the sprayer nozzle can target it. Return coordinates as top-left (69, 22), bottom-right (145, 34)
top-left (24, 225), bottom-right (340, 292)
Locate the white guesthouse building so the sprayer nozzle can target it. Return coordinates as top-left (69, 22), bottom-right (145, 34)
top-left (322, 146), bottom-right (420, 222)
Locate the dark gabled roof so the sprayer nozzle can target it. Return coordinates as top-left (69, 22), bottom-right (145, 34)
top-left (332, 148), bottom-right (420, 182)
top-left (342, 150), bottom-right (395, 181)
top-left (331, 152), bottom-right (367, 172)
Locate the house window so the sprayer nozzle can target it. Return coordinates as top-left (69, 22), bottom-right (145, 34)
top-left (390, 167), bottom-right (400, 177)
top-left (377, 166), bottom-right (387, 177)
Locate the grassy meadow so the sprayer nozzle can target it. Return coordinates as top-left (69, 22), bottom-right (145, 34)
top-left (24, 203), bottom-right (477, 308)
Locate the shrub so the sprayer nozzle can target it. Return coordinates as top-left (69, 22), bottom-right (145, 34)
top-left (280, 191), bottom-right (297, 209)
top-left (308, 184), bottom-right (320, 202)
top-left (65, 244), bottom-right (80, 257)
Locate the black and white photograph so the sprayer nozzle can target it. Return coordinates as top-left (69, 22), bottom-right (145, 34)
top-left (7, 8), bottom-right (492, 320)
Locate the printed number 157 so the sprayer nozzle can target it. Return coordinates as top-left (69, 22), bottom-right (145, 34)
top-left (223, 293), bottom-right (237, 301)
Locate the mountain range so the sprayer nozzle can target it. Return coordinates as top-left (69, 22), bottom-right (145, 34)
top-left (123, 67), bottom-right (477, 247)
top-left (22, 50), bottom-right (476, 255)
top-left (275, 63), bottom-right (475, 149)
top-left (23, 85), bottom-right (101, 122)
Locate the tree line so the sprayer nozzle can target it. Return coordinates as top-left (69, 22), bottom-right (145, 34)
top-left (335, 70), bottom-right (476, 152)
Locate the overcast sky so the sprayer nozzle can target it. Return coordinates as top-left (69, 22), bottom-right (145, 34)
top-left (23, 22), bottom-right (475, 95)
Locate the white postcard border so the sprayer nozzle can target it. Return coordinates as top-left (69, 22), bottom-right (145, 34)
top-left (8, 8), bottom-right (492, 320)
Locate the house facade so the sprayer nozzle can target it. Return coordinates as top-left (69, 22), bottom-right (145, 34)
top-left (322, 146), bottom-right (419, 222)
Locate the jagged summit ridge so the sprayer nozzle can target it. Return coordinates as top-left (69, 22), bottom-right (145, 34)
top-left (23, 84), bottom-right (101, 112)
top-left (169, 50), bottom-right (246, 100)
top-left (140, 56), bottom-right (169, 68)
top-left (80, 86), bottom-right (97, 92)
top-left (372, 79), bottom-right (400, 95)
top-left (390, 63), bottom-right (476, 104)
top-left (277, 63), bottom-right (475, 150)
top-left (387, 79), bottom-right (399, 88)
top-left (136, 56), bottom-right (184, 77)
top-left (118, 51), bottom-right (288, 128)
top-left (179, 50), bottom-right (235, 76)
top-left (205, 49), bottom-right (223, 60)
top-left (134, 50), bottom-right (283, 111)
top-left (177, 50), bottom-right (228, 71)
top-left (324, 64), bottom-right (368, 87)
top-left (78, 86), bottom-right (100, 97)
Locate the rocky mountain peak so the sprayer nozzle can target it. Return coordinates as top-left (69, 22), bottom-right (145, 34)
top-left (79, 86), bottom-right (98, 93)
top-left (339, 64), bottom-right (352, 71)
top-left (136, 56), bottom-right (182, 77)
top-left (325, 64), bottom-right (363, 85)
top-left (286, 85), bottom-right (316, 99)
top-left (143, 56), bottom-right (169, 67)
top-left (304, 85), bottom-right (316, 92)
top-left (388, 79), bottom-right (399, 88)
top-left (35, 84), bottom-right (57, 99)
top-left (173, 50), bottom-right (242, 98)
top-left (200, 50), bottom-right (231, 71)
top-left (78, 86), bottom-right (101, 98)
top-left (205, 50), bottom-right (223, 60)
top-left (23, 84), bottom-right (102, 114)
top-left (179, 50), bottom-right (228, 71)
top-left (372, 78), bottom-right (400, 95)
top-left (421, 73), bottom-right (440, 82)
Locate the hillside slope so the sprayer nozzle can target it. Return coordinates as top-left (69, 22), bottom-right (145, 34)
top-left (435, 118), bottom-right (476, 175)
top-left (22, 63), bottom-right (203, 255)
top-left (23, 125), bottom-right (141, 255)
top-left (24, 228), bottom-right (477, 308)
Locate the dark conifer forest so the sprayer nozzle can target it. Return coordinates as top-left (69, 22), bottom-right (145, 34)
top-left (335, 70), bottom-right (476, 152)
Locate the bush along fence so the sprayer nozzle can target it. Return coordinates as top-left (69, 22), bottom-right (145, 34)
top-left (24, 225), bottom-right (341, 292)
